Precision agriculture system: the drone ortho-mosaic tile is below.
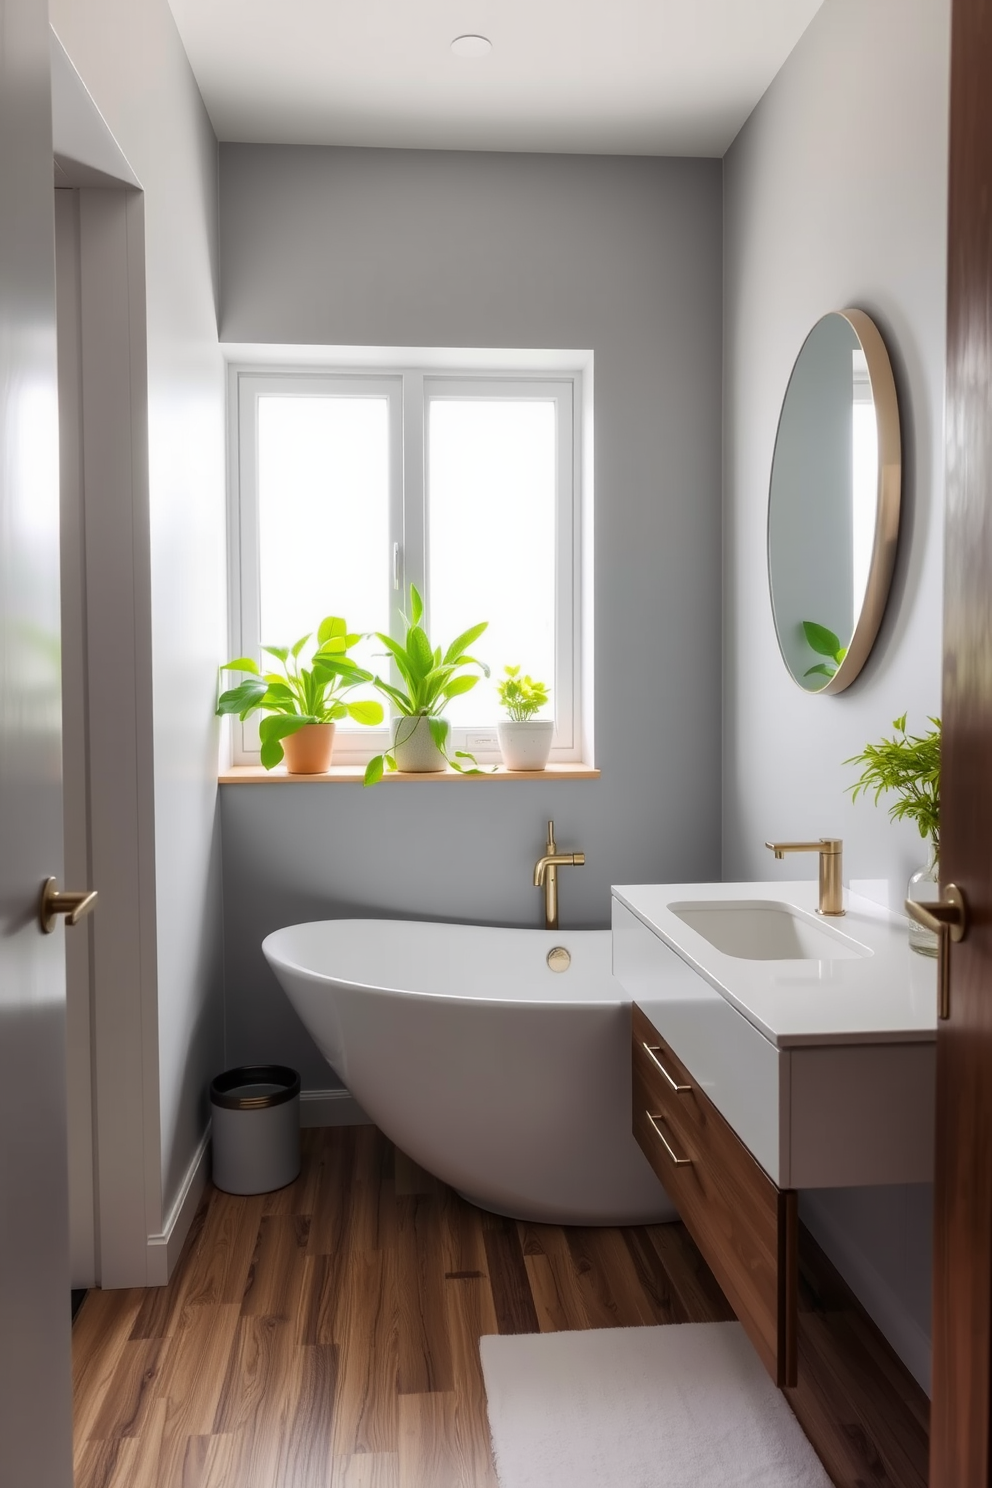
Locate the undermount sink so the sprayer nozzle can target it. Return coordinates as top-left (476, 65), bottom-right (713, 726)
top-left (668, 899), bottom-right (873, 961)
top-left (612, 879), bottom-right (933, 1058)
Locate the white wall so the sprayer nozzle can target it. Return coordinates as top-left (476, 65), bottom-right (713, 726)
top-left (218, 147), bottom-right (724, 1090)
top-left (50, 0), bottom-right (226, 1231)
top-left (723, 0), bottom-right (950, 1391)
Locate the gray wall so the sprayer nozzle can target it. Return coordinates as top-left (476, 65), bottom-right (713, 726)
top-left (52, 0), bottom-right (227, 1218)
top-left (219, 146), bottom-right (724, 1089)
top-left (723, 0), bottom-right (950, 1391)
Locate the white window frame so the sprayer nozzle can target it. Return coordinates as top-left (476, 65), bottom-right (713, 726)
top-left (228, 362), bottom-right (584, 766)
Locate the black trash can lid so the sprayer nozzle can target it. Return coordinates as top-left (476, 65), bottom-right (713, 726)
top-left (210, 1064), bottom-right (301, 1110)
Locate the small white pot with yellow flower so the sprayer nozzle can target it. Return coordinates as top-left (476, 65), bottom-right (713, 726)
top-left (496, 666), bottom-right (553, 771)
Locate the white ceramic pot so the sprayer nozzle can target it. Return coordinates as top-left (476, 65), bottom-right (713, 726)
top-left (392, 714), bottom-right (447, 773)
top-left (497, 719), bottom-right (554, 771)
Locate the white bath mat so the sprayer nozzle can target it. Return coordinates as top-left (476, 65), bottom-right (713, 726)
top-left (480, 1322), bottom-right (832, 1488)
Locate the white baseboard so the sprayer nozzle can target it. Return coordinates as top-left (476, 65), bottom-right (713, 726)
top-left (146, 1125), bottom-right (211, 1287)
top-left (801, 1193), bottom-right (932, 1395)
top-left (301, 1087), bottom-right (371, 1128)
top-left (142, 1094), bottom-right (368, 1285)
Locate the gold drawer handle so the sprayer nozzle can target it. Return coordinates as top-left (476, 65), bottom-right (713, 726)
top-left (645, 1112), bottom-right (692, 1166)
top-left (642, 1042), bottom-right (691, 1093)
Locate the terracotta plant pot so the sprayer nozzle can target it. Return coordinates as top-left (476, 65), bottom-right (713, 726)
top-left (392, 715), bottom-right (447, 773)
top-left (281, 722), bottom-right (336, 775)
top-left (497, 719), bottom-right (554, 771)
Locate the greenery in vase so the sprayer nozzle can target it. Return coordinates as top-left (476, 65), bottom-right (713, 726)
top-left (217, 616), bottom-right (384, 769)
top-left (845, 714), bottom-right (941, 858)
top-left (364, 584), bottom-right (490, 785)
top-left (496, 665), bottom-right (550, 722)
top-left (802, 620), bottom-right (848, 683)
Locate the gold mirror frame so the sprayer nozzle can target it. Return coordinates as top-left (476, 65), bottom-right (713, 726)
top-left (767, 308), bottom-right (901, 696)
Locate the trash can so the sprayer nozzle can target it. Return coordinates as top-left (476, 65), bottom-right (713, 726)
top-left (210, 1064), bottom-right (301, 1195)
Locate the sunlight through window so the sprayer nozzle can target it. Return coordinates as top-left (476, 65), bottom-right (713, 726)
top-left (428, 398), bottom-right (557, 727)
top-left (233, 364), bottom-right (582, 764)
top-left (257, 394), bottom-right (390, 692)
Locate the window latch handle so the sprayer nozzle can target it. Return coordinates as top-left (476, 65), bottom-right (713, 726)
top-left (393, 542), bottom-right (402, 591)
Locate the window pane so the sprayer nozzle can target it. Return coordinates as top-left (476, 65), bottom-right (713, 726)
top-left (257, 395), bottom-right (389, 716)
top-left (428, 399), bottom-right (557, 727)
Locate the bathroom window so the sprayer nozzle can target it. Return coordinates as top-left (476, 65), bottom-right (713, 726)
top-left (229, 366), bottom-right (583, 765)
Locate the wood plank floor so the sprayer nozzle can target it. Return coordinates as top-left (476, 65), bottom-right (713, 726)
top-left (73, 1126), bottom-right (929, 1487)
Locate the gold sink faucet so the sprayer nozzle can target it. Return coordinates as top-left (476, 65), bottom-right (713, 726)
top-left (534, 820), bottom-right (585, 930)
top-left (765, 837), bottom-right (845, 916)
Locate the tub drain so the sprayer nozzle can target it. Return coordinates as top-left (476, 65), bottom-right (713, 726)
top-left (547, 946), bottom-right (571, 972)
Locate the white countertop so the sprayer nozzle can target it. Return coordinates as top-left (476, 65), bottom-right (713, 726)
top-left (612, 881), bottom-right (938, 1048)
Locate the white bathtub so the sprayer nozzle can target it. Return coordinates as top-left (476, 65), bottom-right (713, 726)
top-left (262, 919), bottom-right (676, 1225)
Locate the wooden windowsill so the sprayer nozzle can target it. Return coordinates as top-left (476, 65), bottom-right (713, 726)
top-left (219, 762), bottom-right (600, 784)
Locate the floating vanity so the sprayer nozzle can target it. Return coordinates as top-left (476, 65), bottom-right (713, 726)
top-left (612, 881), bottom-right (937, 1386)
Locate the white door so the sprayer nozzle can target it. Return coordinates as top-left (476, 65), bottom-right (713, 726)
top-left (0, 0), bottom-right (75, 1481)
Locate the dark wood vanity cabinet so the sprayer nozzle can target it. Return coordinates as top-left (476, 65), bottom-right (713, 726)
top-left (632, 1002), bottom-right (798, 1386)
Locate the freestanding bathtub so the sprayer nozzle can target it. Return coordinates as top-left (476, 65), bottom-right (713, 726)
top-left (262, 919), bottom-right (676, 1225)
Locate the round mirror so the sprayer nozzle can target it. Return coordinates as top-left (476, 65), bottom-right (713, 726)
top-left (767, 309), bottom-right (901, 694)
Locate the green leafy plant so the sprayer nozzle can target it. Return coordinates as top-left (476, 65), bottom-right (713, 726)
top-left (364, 585), bottom-right (490, 785)
top-left (846, 714), bottom-right (941, 855)
top-left (217, 616), bottom-right (384, 769)
top-left (802, 620), bottom-right (848, 682)
top-left (496, 665), bottom-right (550, 722)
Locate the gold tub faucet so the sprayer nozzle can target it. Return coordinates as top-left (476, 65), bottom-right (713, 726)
top-left (765, 837), bottom-right (845, 916)
top-left (534, 820), bottom-right (585, 930)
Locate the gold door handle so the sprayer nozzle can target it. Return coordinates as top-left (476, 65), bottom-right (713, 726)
top-left (645, 1112), bottom-right (692, 1166)
top-left (642, 1043), bottom-right (691, 1093)
top-left (905, 883), bottom-right (967, 1020)
top-left (40, 877), bottom-right (98, 934)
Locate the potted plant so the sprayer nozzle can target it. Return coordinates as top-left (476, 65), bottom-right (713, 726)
top-left (364, 585), bottom-right (489, 784)
top-left (496, 665), bottom-right (553, 771)
top-left (217, 616), bottom-right (384, 774)
top-left (846, 713), bottom-right (941, 956)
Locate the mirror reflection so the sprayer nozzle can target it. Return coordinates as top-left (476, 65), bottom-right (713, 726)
top-left (767, 309), bottom-right (900, 695)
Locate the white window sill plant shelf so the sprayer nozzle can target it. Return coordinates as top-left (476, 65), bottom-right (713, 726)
top-left (218, 762), bottom-right (599, 784)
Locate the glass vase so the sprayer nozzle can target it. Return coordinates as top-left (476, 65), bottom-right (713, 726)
top-left (906, 848), bottom-right (940, 957)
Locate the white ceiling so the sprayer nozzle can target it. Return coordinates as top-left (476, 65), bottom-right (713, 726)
top-left (167, 0), bottom-right (824, 158)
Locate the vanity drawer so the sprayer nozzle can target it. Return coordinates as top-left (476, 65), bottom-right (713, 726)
top-left (632, 1003), bottom-right (797, 1386)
